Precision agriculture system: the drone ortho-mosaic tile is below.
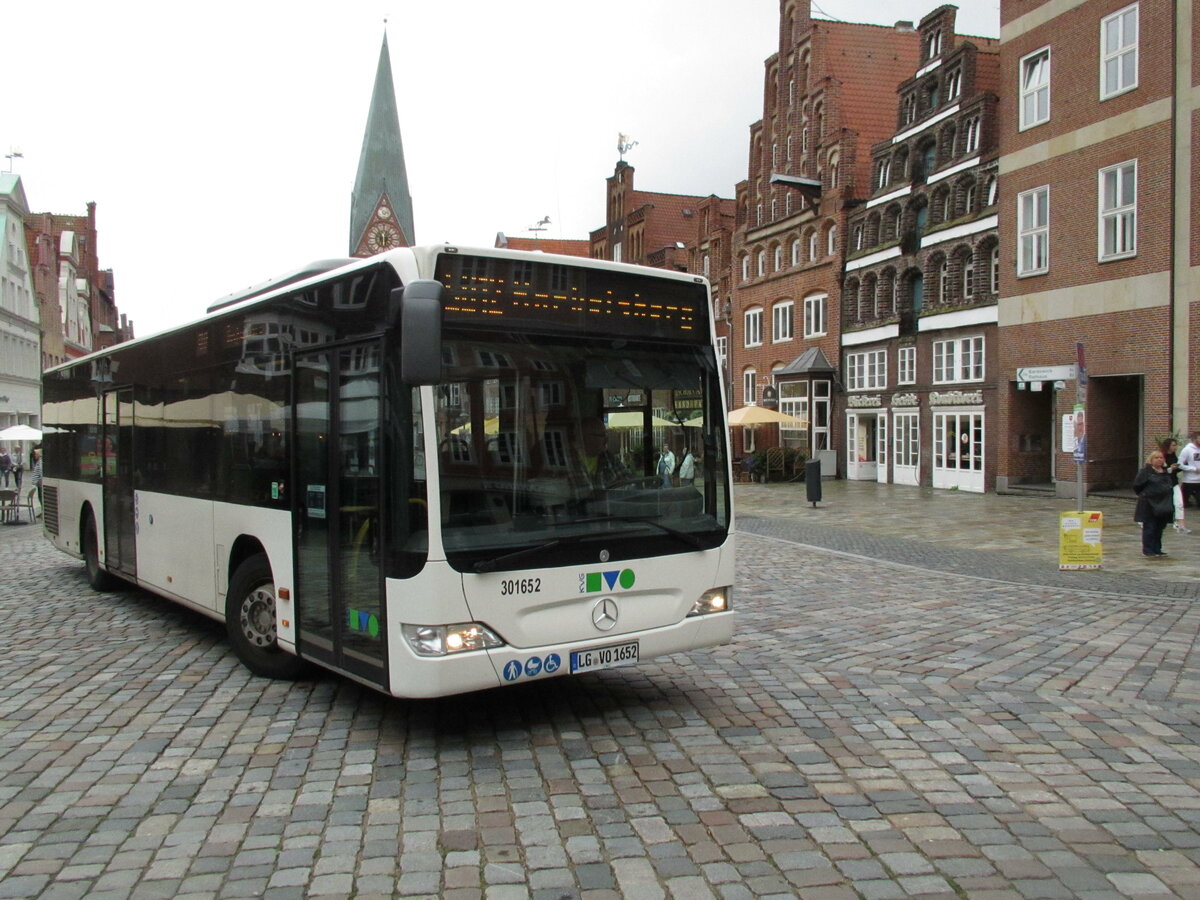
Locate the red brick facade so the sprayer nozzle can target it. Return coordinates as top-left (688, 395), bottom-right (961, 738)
top-left (726, 1), bottom-right (924, 471)
top-left (996, 0), bottom-right (1198, 495)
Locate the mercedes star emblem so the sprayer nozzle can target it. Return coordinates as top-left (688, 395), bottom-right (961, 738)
top-left (591, 598), bottom-right (619, 631)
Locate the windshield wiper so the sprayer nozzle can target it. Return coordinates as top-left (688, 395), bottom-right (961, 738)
top-left (472, 540), bottom-right (562, 574)
top-left (567, 515), bottom-right (709, 549)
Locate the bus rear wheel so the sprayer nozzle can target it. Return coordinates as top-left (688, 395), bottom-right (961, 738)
top-left (225, 554), bottom-right (307, 680)
top-left (83, 512), bottom-right (117, 592)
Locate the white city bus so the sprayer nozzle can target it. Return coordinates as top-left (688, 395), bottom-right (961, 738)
top-left (42, 246), bottom-right (734, 697)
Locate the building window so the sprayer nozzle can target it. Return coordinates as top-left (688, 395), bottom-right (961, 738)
top-left (743, 369), bottom-right (757, 405)
top-left (773, 301), bottom-right (794, 342)
top-left (985, 176), bottom-right (998, 206)
top-left (757, 250), bottom-right (767, 277)
top-left (1017, 186), bottom-right (1049, 276)
top-left (963, 260), bottom-right (975, 298)
top-left (1019, 48), bottom-right (1050, 129)
top-left (1099, 159), bottom-right (1137, 260)
top-left (898, 346), bottom-right (916, 385)
top-left (934, 412), bottom-right (983, 472)
top-left (791, 238), bottom-right (802, 266)
top-left (877, 158), bottom-right (892, 190)
top-left (939, 260), bottom-right (949, 301)
top-left (946, 68), bottom-right (962, 101)
top-left (702, 254), bottom-right (710, 276)
top-left (926, 28), bottom-right (942, 60)
top-left (740, 255), bottom-right (750, 282)
top-left (964, 117), bottom-right (980, 153)
top-left (744, 308), bottom-right (763, 347)
top-left (808, 230), bottom-right (819, 261)
top-left (853, 226), bottom-right (863, 251)
top-left (779, 382), bottom-right (808, 450)
top-left (845, 348), bottom-right (887, 391)
top-left (774, 245), bottom-right (783, 271)
top-left (826, 226), bottom-right (838, 256)
top-left (716, 335), bottom-right (727, 367)
top-left (932, 336), bottom-right (985, 384)
top-left (990, 246), bottom-right (1000, 293)
top-left (1101, 4), bottom-right (1138, 99)
top-left (803, 293), bottom-right (827, 337)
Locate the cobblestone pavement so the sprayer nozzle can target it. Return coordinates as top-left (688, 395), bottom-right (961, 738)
top-left (2, 483), bottom-right (1200, 899)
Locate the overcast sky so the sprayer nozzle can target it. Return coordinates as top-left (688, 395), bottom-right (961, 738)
top-left (5, 1), bottom-right (999, 338)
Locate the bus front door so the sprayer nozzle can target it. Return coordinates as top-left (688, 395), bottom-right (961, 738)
top-left (293, 343), bottom-right (387, 687)
top-left (103, 387), bottom-right (137, 578)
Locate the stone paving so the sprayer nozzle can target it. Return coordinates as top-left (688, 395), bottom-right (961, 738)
top-left (1, 483), bottom-right (1200, 899)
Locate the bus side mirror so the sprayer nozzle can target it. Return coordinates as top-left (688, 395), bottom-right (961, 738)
top-left (391, 280), bottom-right (443, 385)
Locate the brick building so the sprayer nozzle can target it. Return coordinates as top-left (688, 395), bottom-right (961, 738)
top-left (493, 234), bottom-right (591, 258)
top-left (996, 1), bottom-right (1199, 495)
top-left (841, 6), bottom-right (1001, 491)
top-left (726, 1), bottom-right (922, 474)
top-left (24, 202), bottom-right (128, 363)
top-left (589, 161), bottom-right (725, 274)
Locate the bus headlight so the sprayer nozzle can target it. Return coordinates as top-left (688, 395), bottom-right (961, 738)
top-left (688, 587), bottom-right (731, 617)
top-left (402, 623), bottom-right (505, 656)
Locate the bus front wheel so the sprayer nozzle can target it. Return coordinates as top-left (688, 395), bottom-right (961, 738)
top-left (83, 512), bottom-right (117, 592)
top-left (225, 554), bottom-right (308, 680)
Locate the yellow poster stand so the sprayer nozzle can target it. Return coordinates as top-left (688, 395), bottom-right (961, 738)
top-left (1059, 511), bottom-right (1103, 569)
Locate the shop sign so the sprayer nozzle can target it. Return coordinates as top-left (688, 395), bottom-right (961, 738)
top-left (847, 394), bottom-right (882, 408)
top-left (892, 392), bottom-right (919, 407)
top-left (929, 390), bottom-right (983, 406)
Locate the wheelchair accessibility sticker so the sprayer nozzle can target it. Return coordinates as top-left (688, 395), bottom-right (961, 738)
top-left (503, 653), bottom-right (562, 682)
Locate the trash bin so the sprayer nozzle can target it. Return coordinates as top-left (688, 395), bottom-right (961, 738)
top-left (805, 459), bottom-right (822, 505)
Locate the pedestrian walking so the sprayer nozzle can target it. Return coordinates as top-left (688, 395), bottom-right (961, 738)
top-left (10, 447), bottom-right (24, 491)
top-left (678, 447), bottom-right (695, 486)
top-left (1178, 430), bottom-right (1200, 509)
top-left (30, 447), bottom-right (42, 516)
top-left (1134, 448), bottom-right (1176, 557)
top-left (657, 446), bottom-right (675, 489)
top-left (1162, 437), bottom-right (1192, 533)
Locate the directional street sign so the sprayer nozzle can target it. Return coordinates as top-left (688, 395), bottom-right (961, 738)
top-left (1016, 365), bottom-right (1077, 382)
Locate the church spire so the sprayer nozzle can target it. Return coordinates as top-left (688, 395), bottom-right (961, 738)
top-left (350, 32), bottom-right (415, 256)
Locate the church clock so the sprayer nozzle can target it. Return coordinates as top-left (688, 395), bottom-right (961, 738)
top-left (367, 222), bottom-right (402, 253)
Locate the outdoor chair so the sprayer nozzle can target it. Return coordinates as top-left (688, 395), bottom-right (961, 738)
top-left (763, 447), bottom-right (786, 482)
top-left (23, 487), bottom-right (37, 523)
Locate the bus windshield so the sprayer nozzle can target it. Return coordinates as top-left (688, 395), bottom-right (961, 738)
top-left (435, 330), bottom-right (729, 573)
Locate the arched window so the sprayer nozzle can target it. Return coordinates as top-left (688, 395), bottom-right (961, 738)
top-left (791, 238), bottom-right (802, 266)
top-left (757, 249), bottom-right (767, 277)
top-left (808, 229), bottom-right (819, 261)
top-left (773, 244), bottom-right (783, 271)
top-left (853, 225), bottom-right (864, 251)
top-left (986, 176), bottom-right (998, 207)
top-left (990, 245), bottom-right (1000, 294)
top-left (741, 254), bottom-right (750, 282)
top-left (826, 225), bottom-right (838, 256)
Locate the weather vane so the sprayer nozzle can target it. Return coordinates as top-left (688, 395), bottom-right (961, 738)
top-left (617, 133), bottom-right (638, 161)
top-left (528, 216), bottom-right (550, 237)
top-left (4, 148), bottom-right (22, 173)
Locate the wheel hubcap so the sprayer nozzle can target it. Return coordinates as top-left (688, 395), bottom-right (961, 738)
top-left (240, 585), bottom-right (277, 648)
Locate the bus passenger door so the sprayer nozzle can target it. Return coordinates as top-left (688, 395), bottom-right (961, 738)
top-left (292, 342), bottom-right (387, 687)
top-left (103, 387), bottom-right (137, 578)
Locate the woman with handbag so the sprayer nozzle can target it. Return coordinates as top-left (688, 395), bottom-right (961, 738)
top-left (1134, 449), bottom-right (1177, 557)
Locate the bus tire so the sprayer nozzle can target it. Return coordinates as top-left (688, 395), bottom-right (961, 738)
top-left (83, 511), bottom-right (118, 592)
top-left (225, 554), bottom-right (308, 680)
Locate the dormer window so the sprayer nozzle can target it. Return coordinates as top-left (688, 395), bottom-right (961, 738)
top-left (926, 28), bottom-right (943, 60)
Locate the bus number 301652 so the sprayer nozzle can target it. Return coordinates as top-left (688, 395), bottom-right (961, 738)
top-left (500, 578), bottom-right (541, 596)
